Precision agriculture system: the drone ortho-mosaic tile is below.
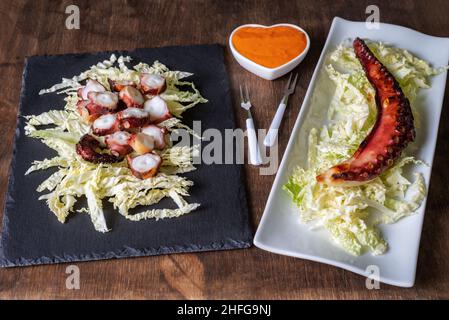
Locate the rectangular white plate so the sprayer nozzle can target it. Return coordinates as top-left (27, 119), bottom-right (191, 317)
top-left (254, 17), bottom-right (449, 287)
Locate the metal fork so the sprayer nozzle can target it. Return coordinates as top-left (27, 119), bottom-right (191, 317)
top-left (240, 84), bottom-right (262, 166)
top-left (263, 73), bottom-right (299, 147)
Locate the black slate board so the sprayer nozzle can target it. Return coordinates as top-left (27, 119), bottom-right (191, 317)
top-left (0, 44), bottom-right (252, 267)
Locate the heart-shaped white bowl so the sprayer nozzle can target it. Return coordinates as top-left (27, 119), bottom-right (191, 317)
top-left (229, 23), bottom-right (310, 80)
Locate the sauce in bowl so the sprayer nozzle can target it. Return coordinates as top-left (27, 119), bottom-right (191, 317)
top-left (231, 26), bottom-right (308, 68)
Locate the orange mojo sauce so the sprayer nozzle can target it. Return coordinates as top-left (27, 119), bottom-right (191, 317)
top-left (232, 26), bottom-right (307, 68)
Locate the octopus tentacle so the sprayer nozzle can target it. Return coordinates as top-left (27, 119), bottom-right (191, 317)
top-left (316, 37), bottom-right (415, 186)
top-left (76, 134), bottom-right (120, 164)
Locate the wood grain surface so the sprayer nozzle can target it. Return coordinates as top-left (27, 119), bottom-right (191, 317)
top-left (0, 0), bottom-right (448, 299)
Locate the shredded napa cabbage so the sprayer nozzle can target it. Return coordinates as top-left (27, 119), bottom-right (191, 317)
top-left (284, 41), bottom-right (445, 256)
top-left (26, 55), bottom-right (207, 232)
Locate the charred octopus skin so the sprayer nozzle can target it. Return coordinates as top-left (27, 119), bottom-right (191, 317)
top-left (316, 37), bottom-right (415, 186)
top-left (76, 134), bottom-right (120, 164)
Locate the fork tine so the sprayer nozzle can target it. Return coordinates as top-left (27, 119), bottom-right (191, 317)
top-left (239, 84), bottom-right (244, 102)
top-left (245, 84), bottom-right (250, 102)
top-left (290, 73), bottom-right (299, 91)
top-left (284, 73), bottom-right (293, 91)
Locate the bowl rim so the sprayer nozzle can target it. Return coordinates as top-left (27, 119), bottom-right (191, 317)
top-left (229, 23), bottom-right (311, 72)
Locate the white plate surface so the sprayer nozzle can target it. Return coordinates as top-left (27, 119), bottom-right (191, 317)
top-left (254, 17), bottom-right (449, 287)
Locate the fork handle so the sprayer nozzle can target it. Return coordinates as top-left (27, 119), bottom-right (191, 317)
top-left (263, 101), bottom-right (287, 147)
top-left (246, 118), bottom-right (262, 166)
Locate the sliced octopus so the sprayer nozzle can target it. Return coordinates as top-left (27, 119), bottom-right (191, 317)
top-left (140, 73), bottom-right (166, 95)
top-left (127, 153), bottom-right (162, 179)
top-left (77, 92), bottom-right (119, 124)
top-left (108, 79), bottom-right (135, 92)
top-left (92, 113), bottom-right (119, 136)
top-left (129, 132), bottom-right (155, 155)
top-left (76, 134), bottom-right (120, 163)
top-left (119, 86), bottom-right (144, 108)
top-left (105, 131), bottom-right (133, 157)
top-left (77, 79), bottom-right (105, 100)
top-left (316, 37), bottom-right (415, 186)
top-left (141, 125), bottom-right (167, 149)
top-left (76, 100), bottom-right (99, 123)
top-left (87, 91), bottom-right (119, 111)
top-left (143, 96), bottom-right (172, 123)
top-left (117, 107), bottom-right (150, 130)
top-left (75, 74), bottom-right (170, 178)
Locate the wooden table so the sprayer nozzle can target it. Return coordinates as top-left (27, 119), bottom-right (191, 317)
top-left (1, 0), bottom-right (448, 299)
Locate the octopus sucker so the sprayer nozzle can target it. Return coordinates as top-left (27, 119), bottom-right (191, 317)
top-left (316, 37), bottom-right (415, 186)
top-left (76, 134), bottom-right (120, 164)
